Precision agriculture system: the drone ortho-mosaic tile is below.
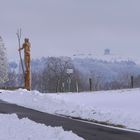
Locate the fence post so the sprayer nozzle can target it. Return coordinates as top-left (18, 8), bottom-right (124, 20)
top-left (131, 76), bottom-right (134, 88)
top-left (89, 78), bottom-right (92, 91)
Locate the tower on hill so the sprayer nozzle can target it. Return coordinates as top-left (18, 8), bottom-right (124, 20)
top-left (104, 49), bottom-right (110, 55)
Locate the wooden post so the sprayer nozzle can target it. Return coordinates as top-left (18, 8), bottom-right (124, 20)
top-left (89, 78), bottom-right (92, 91)
top-left (25, 67), bottom-right (31, 91)
top-left (76, 80), bottom-right (79, 92)
top-left (131, 76), bottom-right (134, 88)
top-left (19, 38), bottom-right (31, 90)
top-left (24, 38), bottom-right (31, 91)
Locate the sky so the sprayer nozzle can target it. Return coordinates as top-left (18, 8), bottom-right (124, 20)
top-left (0, 0), bottom-right (140, 61)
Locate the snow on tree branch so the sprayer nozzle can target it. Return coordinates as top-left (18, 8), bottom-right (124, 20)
top-left (0, 36), bottom-right (8, 84)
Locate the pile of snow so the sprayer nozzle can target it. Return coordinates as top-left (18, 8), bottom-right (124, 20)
top-left (0, 89), bottom-right (140, 131)
top-left (0, 114), bottom-right (83, 140)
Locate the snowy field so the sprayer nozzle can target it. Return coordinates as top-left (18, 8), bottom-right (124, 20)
top-left (0, 114), bottom-right (83, 140)
top-left (0, 88), bottom-right (140, 131)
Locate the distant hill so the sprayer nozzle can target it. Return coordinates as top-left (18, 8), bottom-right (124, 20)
top-left (8, 54), bottom-right (140, 83)
top-left (72, 53), bottom-right (140, 82)
top-left (72, 53), bottom-right (136, 64)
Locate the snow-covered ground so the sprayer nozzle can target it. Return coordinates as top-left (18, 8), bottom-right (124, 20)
top-left (0, 89), bottom-right (140, 131)
top-left (0, 114), bottom-right (83, 140)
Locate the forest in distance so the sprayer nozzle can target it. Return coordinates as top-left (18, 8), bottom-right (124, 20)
top-left (1, 36), bottom-right (140, 93)
top-left (6, 55), bottom-right (140, 93)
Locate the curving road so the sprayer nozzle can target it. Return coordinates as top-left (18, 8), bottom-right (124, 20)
top-left (0, 100), bottom-right (140, 140)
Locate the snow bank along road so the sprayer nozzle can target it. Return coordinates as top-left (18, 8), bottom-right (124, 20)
top-left (0, 114), bottom-right (83, 140)
top-left (1, 89), bottom-right (140, 130)
top-left (0, 100), bottom-right (140, 140)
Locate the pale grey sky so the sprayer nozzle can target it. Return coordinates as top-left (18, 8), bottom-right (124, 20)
top-left (0, 0), bottom-right (140, 61)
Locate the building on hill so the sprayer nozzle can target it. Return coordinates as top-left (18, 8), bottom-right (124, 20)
top-left (104, 49), bottom-right (110, 55)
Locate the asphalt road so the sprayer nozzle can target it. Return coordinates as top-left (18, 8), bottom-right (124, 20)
top-left (0, 100), bottom-right (140, 140)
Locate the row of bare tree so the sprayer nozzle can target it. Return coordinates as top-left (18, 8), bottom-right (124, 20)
top-left (5, 57), bottom-right (140, 93)
top-left (31, 57), bottom-right (85, 93)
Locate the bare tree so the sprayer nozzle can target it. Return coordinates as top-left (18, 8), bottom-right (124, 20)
top-left (89, 70), bottom-right (103, 91)
top-left (41, 57), bottom-right (76, 93)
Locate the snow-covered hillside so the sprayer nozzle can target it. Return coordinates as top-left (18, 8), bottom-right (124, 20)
top-left (1, 89), bottom-right (140, 131)
top-left (31, 55), bottom-right (140, 83)
top-left (73, 55), bottom-right (140, 83)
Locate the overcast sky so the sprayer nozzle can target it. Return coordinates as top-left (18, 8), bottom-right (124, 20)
top-left (0, 0), bottom-right (140, 61)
